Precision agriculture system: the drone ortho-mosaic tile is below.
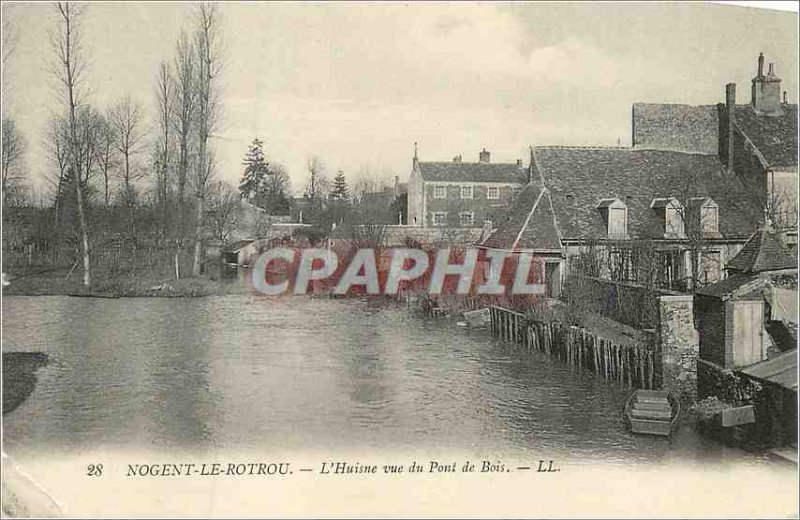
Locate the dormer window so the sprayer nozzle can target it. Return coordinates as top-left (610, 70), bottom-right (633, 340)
top-left (650, 197), bottom-right (685, 239)
top-left (688, 197), bottom-right (721, 238)
top-left (596, 198), bottom-right (628, 239)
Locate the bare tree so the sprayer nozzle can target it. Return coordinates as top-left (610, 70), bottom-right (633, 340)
top-left (765, 188), bottom-right (799, 231)
top-left (191, 2), bottom-right (222, 276)
top-left (1, 117), bottom-right (26, 206)
top-left (51, 2), bottom-right (92, 287)
top-left (44, 115), bottom-right (70, 226)
top-left (207, 180), bottom-right (240, 243)
top-left (170, 30), bottom-right (195, 278)
top-left (351, 165), bottom-right (391, 202)
top-left (110, 95), bottom-right (145, 222)
top-left (94, 111), bottom-right (116, 209)
top-left (153, 60), bottom-right (172, 234)
top-left (306, 155), bottom-right (327, 199)
top-left (75, 105), bottom-right (103, 197)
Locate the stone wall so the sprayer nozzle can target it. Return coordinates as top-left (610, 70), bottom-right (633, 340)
top-left (696, 359), bottom-right (795, 449)
top-left (382, 225), bottom-right (485, 247)
top-left (657, 294), bottom-right (699, 403)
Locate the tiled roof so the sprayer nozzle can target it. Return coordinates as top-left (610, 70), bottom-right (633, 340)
top-left (418, 162), bottom-right (527, 184)
top-left (738, 349), bottom-right (798, 391)
top-left (480, 181), bottom-right (561, 252)
top-left (695, 273), bottom-right (763, 299)
top-left (734, 104), bottom-right (798, 167)
top-left (531, 147), bottom-right (762, 241)
top-left (632, 103), bottom-right (720, 155)
top-left (726, 227), bottom-right (798, 273)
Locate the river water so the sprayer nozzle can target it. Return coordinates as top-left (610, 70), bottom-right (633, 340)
top-left (2, 293), bottom-right (782, 470)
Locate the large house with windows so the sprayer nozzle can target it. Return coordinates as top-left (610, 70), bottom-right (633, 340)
top-left (407, 146), bottom-right (528, 228)
top-left (633, 53), bottom-right (798, 246)
top-left (482, 53), bottom-right (796, 296)
top-left (481, 146), bottom-right (763, 294)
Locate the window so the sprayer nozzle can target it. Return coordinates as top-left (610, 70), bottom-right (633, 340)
top-left (487, 186), bottom-right (500, 199)
top-left (701, 206), bottom-right (719, 235)
top-left (596, 198), bottom-right (628, 239)
top-left (700, 251), bottom-right (721, 284)
top-left (483, 219), bottom-right (493, 229)
top-left (459, 211), bottom-right (474, 226)
top-left (433, 185), bottom-right (446, 199)
top-left (650, 197), bottom-right (685, 239)
top-left (697, 198), bottom-right (720, 237)
top-left (433, 212), bottom-right (447, 226)
top-left (460, 186), bottom-right (473, 199)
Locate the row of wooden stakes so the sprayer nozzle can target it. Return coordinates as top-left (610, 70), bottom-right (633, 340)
top-left (489, 306), bottom-right (658, 390)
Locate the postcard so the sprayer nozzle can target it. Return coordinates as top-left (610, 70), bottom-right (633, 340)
top-left (1, 1), bottom-right (797, 518)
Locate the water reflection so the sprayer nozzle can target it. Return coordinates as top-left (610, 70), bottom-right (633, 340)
top-left (0, 295), bottom-right (776, 466)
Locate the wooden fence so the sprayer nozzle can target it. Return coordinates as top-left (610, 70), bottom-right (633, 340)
top-left (489, 306), bottom-right (658, 390)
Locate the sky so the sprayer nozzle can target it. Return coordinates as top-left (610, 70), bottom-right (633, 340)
top-left (1, 1), bottom-right (798, 197)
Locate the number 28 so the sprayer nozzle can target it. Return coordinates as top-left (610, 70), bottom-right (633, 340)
top-left (87, 464), bottom-right (103, 477)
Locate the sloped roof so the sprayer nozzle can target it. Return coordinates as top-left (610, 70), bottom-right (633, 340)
top-left (734, 104), bottom-right (798, 167)
top-left (221, 239), bottom-right (255, 253)
top-left (418, 162), bottom-right (527, 184)
top-left (695, 273), bottom-right (764, 299)
top-left (480, 181), bottom-right (561, 252)
top-left (726, 227), bottom-right (798, 273)
top-left (632, 103), bottom-right (720, 155)
top-left (738, 349), bottom-right (798, 391)
top-left (530, 147), bottom-right (762, 241)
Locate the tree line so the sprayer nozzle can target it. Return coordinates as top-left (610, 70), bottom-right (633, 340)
top-left (2, 3), bottom-right (408, 287)
top-left (3, 3), bottom-right (226, 286)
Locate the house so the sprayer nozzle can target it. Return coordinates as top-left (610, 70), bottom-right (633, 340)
top-left (634, 53), bottom-right (798, 246)
top-left (407, 146), bottom-right (528, 228)
top-left (221, 239), bottom-right (257, 266)
top-left (694, 226), bottom-right (797, 449)
top-left (481, 146), bottom-right (763, 295)
top-left (357, 177), bottom-right (408, 225)
top-left (695, 227), bottom-right (797, 369)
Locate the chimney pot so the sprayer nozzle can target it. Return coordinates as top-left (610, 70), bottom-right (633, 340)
top-left (784, 91), bottom-right (788, 104)
top-left (768, 62), bottom-right (775, 76)
top-left (758, 52), bottom-right (764, 76)
top-left (726, 82), bottom-right (736, 108)
top-left (478, 148), bottom-right (491, 163)
top-left (725, 83), bottom-right (736, 173)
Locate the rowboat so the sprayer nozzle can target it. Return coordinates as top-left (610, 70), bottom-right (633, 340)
top-left (624, 389), bottom-right (681, 437)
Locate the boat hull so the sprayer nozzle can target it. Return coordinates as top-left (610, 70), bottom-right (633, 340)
top-left (624, 390), bottom-right (681, 437)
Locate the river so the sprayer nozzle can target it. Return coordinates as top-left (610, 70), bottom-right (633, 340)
top-left (2, 293), bottom-right (782, 468)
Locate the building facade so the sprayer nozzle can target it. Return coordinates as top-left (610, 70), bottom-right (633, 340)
top-left (633, 53), bottom-right (798, 246)
top-left (481, 146), bottom-right (763, 295)
top-left (407, 147), bottom-right (528, 229)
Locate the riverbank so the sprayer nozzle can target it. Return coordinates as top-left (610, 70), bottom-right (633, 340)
top-left (2, 271), bottom-right (224, 298)
top-left (2, 352), bottom-right (49, 416)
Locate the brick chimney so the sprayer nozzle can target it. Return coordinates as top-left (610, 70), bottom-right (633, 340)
top-left (726, 83), bottom-right (736, 173)
top-left (412, 142), bottom-right (419, 170)
top-left (478, 148), bottom-right (490, 163)
top-left (751, 54), bottom-right (783, 115)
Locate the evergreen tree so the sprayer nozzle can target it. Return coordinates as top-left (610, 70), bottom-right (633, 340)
top-left (239, 138), bottom-right (269, 201)
top-left (329, 169), bottom-right (349, 201)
